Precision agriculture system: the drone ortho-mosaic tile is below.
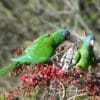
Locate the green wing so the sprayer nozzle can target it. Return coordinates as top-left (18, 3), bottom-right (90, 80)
top-left (11, 44), bottom-right (54, 63)
top-left (73, 50), bottom-right (81, 65)
top-left (31, 33), bottom-right (50, 45)
top-left (90, 51), bottom-right (96, 67)
top-left (11, 33), bottom-right (53, 63)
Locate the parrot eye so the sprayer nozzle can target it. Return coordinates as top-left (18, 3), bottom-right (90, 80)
top-left (63, 30), bottom-right (70, 40)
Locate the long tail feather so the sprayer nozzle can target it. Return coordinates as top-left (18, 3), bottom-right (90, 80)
top-left (11, 55), bottom-right (32, 63)
top-left (0, 62), bottom-right (20, 76)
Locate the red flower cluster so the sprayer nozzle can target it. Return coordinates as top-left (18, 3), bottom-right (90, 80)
top-left (10, 64), bottom-right (27, 76)
top-left (20, 63), bottom-right (66, 88)
top-left (81, 75), bottom-right (100, 96)
top-left (20, 64), bottom-right (100, 96)
top-left (3, 63), bottom-right (100, 99)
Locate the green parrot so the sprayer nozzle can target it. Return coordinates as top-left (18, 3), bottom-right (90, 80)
top-left (73, 34), bottom-right (96, 71)
top-left (0, 29), bottom-right (70, 76)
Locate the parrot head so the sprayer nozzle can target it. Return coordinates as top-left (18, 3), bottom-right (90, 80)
top-left (83, 34), bottom-right (95, 47)
top-left (53, 29), bottom-right (71, 45)
top-left (61, 29), bottom-right (70, 40)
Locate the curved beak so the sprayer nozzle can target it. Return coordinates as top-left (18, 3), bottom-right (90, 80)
top-left (90, 39), bottom-right (95, 47)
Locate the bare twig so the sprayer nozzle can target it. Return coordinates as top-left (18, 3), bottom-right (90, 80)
top-left (58, 80), bottom-right (66, 99)
top-left (68, 93), bottom-right (87, 100)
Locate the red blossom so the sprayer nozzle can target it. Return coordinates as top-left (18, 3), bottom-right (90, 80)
top-left (20, 74), bottom-right (29, 81)
top-left (90, 85), bottom-right (98, 92)
top-left (86, 76), bottom-right (93, 84)
top-left (20, 63), bottom-right (67, 89)
top-left (8, 61), bottom-right (99, 98)
top-left (81, 87), bottom-right (86, 93)
top-left (88, 92), bottom-right (94, 96)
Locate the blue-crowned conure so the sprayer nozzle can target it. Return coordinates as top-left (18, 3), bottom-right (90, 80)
top-left (73, 34), bottom-right (96, 71)
top-left (0, 29), bottom-right (70, 76)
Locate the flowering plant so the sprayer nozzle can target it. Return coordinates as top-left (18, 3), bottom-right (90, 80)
top-left (1, 45), bottom-right (100, 100)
